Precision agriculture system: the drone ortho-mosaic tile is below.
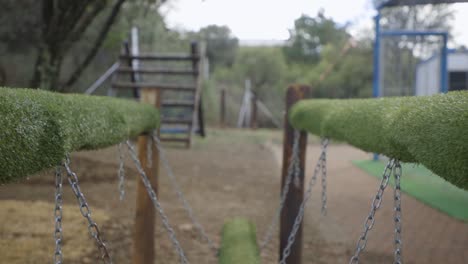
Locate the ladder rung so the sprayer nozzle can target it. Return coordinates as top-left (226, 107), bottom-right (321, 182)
top-left (162, 118), bottom-right (192, 125)
top-left (162, 101), bottom-right (195, 108)
top-left (160, 137), bottom-right (190, 143)
top-left (120, 54), bottom-right (199, 61)
top-left (112, 82), bottom-right (196, 91)
top-left (117, 67), bottom-right (198, 75)
top-left (160, 128), bottom-right (190, 134)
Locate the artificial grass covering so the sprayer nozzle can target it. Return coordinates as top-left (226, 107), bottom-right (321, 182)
top-left (353, 160), bottom-right (468, 222)
top-left (218, 218), bottom-right (260, 264)
top-left (289, 91), bottom-right (468, 190)
top-left (0, 87), bottom-right (159, 184)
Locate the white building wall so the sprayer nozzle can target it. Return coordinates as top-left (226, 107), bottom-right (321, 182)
top-left (416, 56), bottom-right (440, 96)
top-left (415, 52), bottom-right (468, 95)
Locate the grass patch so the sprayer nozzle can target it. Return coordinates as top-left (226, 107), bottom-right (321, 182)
top-left (353, 160), bottom-right (468, 222)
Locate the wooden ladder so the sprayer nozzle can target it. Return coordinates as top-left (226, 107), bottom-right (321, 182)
top-left (112, 42), bottom-right (205, 148)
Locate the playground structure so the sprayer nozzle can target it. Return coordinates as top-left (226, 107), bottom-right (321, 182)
top-left (1, 83), bottom-right (467, 263)
top-left (86, 27), bottom-right (206, 147)
top-left (1, 1), bottom-right (468, 263)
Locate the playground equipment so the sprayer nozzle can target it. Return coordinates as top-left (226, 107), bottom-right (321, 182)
top-left (1, 84), bottom-right (467, 264)
top-left (85, 27), bottom-right (206, 147)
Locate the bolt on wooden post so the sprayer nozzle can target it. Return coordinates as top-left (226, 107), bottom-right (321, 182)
top-left (279, 84), bottom-right (310, 264)
top-left (132, 88), bottom-right (162, 264)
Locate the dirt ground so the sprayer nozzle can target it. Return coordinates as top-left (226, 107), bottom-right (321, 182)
top-left (0, 129), bottom-right (467, 263)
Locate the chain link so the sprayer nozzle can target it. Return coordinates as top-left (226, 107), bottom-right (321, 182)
top-left (260, 130), bottom-right (300, 251)
top-left (53, 166), bottom-right (64, 264)
top-left (279, 138), bottom-right (329, 264)
top-left (292, 131), bottom-right (302, 188)
top-left (320, 138), bottom-right (329, 216)
top-left (117, 143), bottom-right (126, 201)
top-left (64, 156), bottom-right (113, 264)
top-left (349, 159), bottom-right (395, 264)
top-left (152, 132), bottom-right (218, 254)
top-left (147, 135), bottom-right (153, 168)
top-left (126, 140), bottom-right (190, 264)
top-left (393, 161), bottom-right (403, 264)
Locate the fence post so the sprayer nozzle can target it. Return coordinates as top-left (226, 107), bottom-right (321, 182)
top-left (132, 88), bottom-right (161, 264)
top-left (279, 84), bottom-right (310, 264)
top-left (220, 88), bottom-right (226, 127)
top-left (250, 91), bottom-right (258, 130)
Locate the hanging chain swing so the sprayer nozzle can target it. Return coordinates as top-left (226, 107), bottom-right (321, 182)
top-left (279, 134), bottom-right (329, 264)
top-left (53, 167), bottom-right (64, 264)
top-left (53, 156), bottom-right (113, 264)
top-left (117, 143), bottom-right (126, 201)
top-left (349, 159), bottom-right (403, 264)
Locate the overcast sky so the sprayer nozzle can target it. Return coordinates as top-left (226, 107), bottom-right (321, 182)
top-left (161, 0), bottom-right (468, 47)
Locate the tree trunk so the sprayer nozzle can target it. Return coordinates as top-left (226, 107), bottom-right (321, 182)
top-left (30, 44), bottom-right (63, 90)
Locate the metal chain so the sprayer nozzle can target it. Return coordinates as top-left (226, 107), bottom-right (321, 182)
top-left (320, 138), bottom-right (329, 216)
top-left (64, 155), bottom-right (113, 264)
top-left (147, 135), bottom-right (153, 168)
top-left (126, 140), bottom-right (190, 264)
top-left (292, 131), bottom-right (301, 188)
top-left (54, 166), bottom-right (64, 264)
top-left (393, 161), bottom-right (403, 264)
top-left (349, 159), bottom-right (395, 264)
top-left (279, 139), bottom-right (329, 264)
top-left (260, 130), bottom-right (300, 251)
top-left (151, 132), bottom-right (218, 254)
top-left (117, 143), bottom-right (126, 201)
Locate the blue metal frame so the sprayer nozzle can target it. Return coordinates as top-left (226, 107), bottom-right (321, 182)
top-left (373, 13), bottom-right (449, 96)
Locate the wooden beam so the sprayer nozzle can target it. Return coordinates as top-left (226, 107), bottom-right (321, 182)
top-left (132, 88), bottom-right (161, 264)
top-left (279, 84), bottom-right (310, 264)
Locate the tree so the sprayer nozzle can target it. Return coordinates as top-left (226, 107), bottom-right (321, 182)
top-left (29, 0), bottom-right (127, 91)
top-left (193, 25), bottom-right (239, 70)
top-left (233, 47), bottom-right (287, 98)
top-left (283, 11), bottom-right (350, 64)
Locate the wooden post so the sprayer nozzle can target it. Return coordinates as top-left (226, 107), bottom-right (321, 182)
top-left (198, 97), bottom-right (206, 137)
top-left (250, 91), bottom-right (258, 129)
top-left (279, 84), bottom-right (310, 264)
top-left (220, 88), bottom-right (226, 127)
top-left (132, 88), bottom-right (161, 264)
top-left (188, 41), bottom-right (203, 148)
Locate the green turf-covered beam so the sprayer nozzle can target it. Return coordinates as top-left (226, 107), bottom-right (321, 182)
top-left (0, 87), bottom-right (159, 183)
top-left (289, 91), bottom-right (468, 190)
top-left (219, 218), bottom-right (260, 264)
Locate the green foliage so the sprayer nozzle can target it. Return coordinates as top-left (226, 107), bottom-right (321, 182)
top-left (290, 91), bottom-right (468, 190)
top-left (219, 218), bottom-right (260, 264)
top-left (0, 87), bottom-right (159, 184)
top-left (234, 47), bottom-right (287, 96)
top-left (283, 11), bottom-right (349, 64)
